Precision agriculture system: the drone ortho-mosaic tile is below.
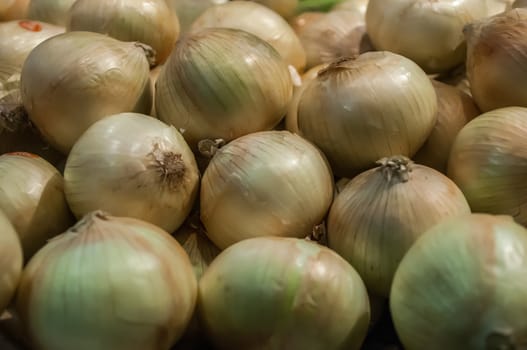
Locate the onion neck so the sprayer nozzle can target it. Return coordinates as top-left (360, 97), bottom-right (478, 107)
top-left (134, 42), bottom-right (157, 68)
top-left (376, 156), bottom-right (413, 184)
top-left (148, 143), bottom-right (187, 190)
top-left (198, 138), bottom-right (225, 158)
top-left (317, 56), bottom-right (357, 78)
top-left (0, 104), bottom-right (31, 133)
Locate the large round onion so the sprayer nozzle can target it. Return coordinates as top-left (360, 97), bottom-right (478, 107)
top-left (201, 130), bottom-right (334, 249)
top-left (16, 211), bottom-right (197, 350)
top-left (199, 236), bottom-right (371, 350)
top-left (296, 52), bottom-right (437, 177)
top-left (448, 107), bottom-right (527, 226)
top-left (0, 211), bottom-right (22, 314)
top-left (327, 156), bottom-right (470, 297)
top-left (366, 0), bottom-right (488, 73)
top-left (64, 113), bottom-right (200, 234)
top-left (26, 0), bottom-right (76, 26)
top-left (391, 214), bottom-right (527, 350)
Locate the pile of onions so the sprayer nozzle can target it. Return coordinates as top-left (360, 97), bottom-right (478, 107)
top-left (200, 130), bottom-right (334, 249)
top-left (391, 214), bottom-right (527, 349)
top-left (64, 113), bottom-right (200, 234)
top-left (327, 156), bottom-right (471, 297)
top-left (16, 211), bottom-right (197, 350)
top-left (21, 31), bottom-right (153, 154)
top-left (67, 0), bottom-right (179, 65)
top-left (0, 20), bottom-right (64, 68)
top-left (155, 28), bottom-right (293, 150)
top-left (0, 0), bottom-right (29, 21)
top-left (464, 9), bottom-right (527, 112)
top-left (26, 0), bottom-right (76, 26)
top-left (0, 211), bottom-right (22, 313)
top-left (413, 80), bottom-right (480, 173)
top-left (0, 153), bottom-right (72, 260)
top-left (190, 1), bottom-right (306, 72)
top-left (296, 52), bottom-right (437, 177)
top-left (448, 107), bottom-right (527, 226)
top-left (366, 0), bottom-right (488, 73)
top-left (199, 236), bottom-right (371, 349)
top-left (246, 0), bottom-right (299, 18)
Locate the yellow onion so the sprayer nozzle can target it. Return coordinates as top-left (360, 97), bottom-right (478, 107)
top-left (465, 9), bottom-right (527, 112)
top-left (327, 156), bottom-right (470, 297)
top-left (190, 1), bottom-right (306, 72)
top-left (64, 113), bottom-right (199, 233)
top-left (391, 214), bottom-right (527, 350)
top-left (0, 0), bottom-right (29, 21)
top-left (199, 237), bottom-right (371, 350)
top-left (16, 211), bottom-right (197, 350)
top-left (0, 152), bottom-right (72, 260)
top-left (0, 211), bottom-right (22, 313)
top-left (201, 130), bottom-right (334, 249)
top-left (297, 52), bottom-right (438, 177)
top-left (297, 10), bottom-right (373, 69)
top-left (68, 0), bottom-right (179, 65)
top-left (27, 0), bottom-right (76, 26)
top-left (413, 80), bottom-right (480, 173)
top-left (488, 0), bottom-right (514, 13)
top-left (0, 20), bottom-right (64, 68)
top-left (366, 0), bottom-right (488, 73)
top-left (155, 28), bottom-right (293, 150)
top-left (246, 0), bottom-right (299, 18)
top-left (332, 0), bottom-right (369, 16)
top-left (448, 107), bottom-right (527, 226)
top-left (21, 31), bottom-right (153, 154)
top-left (513, 0), bottom-right (527, 7)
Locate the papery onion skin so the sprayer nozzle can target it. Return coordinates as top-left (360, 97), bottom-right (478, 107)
top-left (16, 211), bottom-right (197, 350)
top-left (21, 31), bottom-right (152, 154)
top-left (448, 107), bottom-right (527, 226)
top-left (0, 153), bottom-right (72, 260)
top-left (391, 214), bottom-right (527, 350)
top-left (0, 211), bottom-right (22, 314)
top-left (155, 28), bottom-right (293, 150)
top-left (190, 1), bottom-right (306, 72)
top-left (297, 52), bottom-right (437, 177)
top-left (199, 237), bottom-right (370, 350)
top-left (68, 0), bottom-right (179, 65)
top-left (0, 0), bottom-right (29, 21)
top-left (200, 130), bottom-right (334, 250)
top-left (27, 0), bottom-right (76, 26)
top-left (327, 156), bottom-right (471, 297)
top-left (464, 9), bottom-right (527, 112)
top-left (64, 113), bottom-right (199, 234)
top-left (366, 0), bottom-right (488, 73)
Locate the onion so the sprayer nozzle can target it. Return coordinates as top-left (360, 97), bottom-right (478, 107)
top-left (199, 236), bottom-right (371, 349)
top-left (165, 0), bottom-right (228, 34)
top-left (200, 130), bottom-right (334, 249)
top-left (0, 152), bottom-right (72, 260)
top-left (27, 0), bottom-right (76, 26)
top-left (64, 113), bottom-right (199, 234)
top-left (332, 0), bottom-right (369, 15)
top-left (327, 156), bottom-right (470, 297)
top-left (190, 1), bottom-right (306, 71)
top-left (0, 20), bottom-right (64, 68)
top-left (16, 211), bottom-right (197, 350)
top-left (391, 214), bottom-right (527, 350)
top-left (464, 9), bottom-right (527, 112)
top-left (155, 28), bottom-right (293, 151)
top-left (448, 107), bottom-right (527, 226)
top-left (0, 211), bottom-right (22, 314)
top-left (246, 0), bottom-right (299, 18)
top-left (21, 31), bottom-right (153, 154)
top-left (413, 80), bottom-right (480, 173)
top-left (288, 11), bottom-right (324, 35)
top-left (68, 0), bottom-right (179, 65)
top-left (0, 0), bottom-right (29, 21)
top-left (366, 0), bottom-right (488, 73)
top-left (297, 52), bottom-right (438, 177)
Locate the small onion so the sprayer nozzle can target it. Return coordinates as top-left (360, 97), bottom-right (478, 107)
top-left (0, 0), bottom-right (29, 21)
top-left (366, 0), bottom-right (488, 73)
top-left (0, 20), bottom-right (64, 68)
top-left (64, 113), bottom-right (199, 234)
top-left (332, 0), bottom-right (370, 16)
top-left (16, 211), bottom-right (197, 350)
top-left (27, 0), bottom-right (76, 26)
top-left (297, 52), bottom-right (438, 177)
top-left (21, 31), bottom-right (153, 154)
top-left (464, 9), bottom-right (527, 112)
top-left (391, 214), bottom-right (527, 350)
top-left (413, 80), bottom-right (480, 173)
top-left (199, 237), bottom-right (371, 350)
top-left (448, 107), bottom-right (527, 226)
top-left (327, 156), bottom-right (471, 297)
top-left (200, 130), bottom-right (334, 249)
top-left (155, 28), bottom-right (293, 150)
top-left (0, 152), bottom-right (72, 260)
top-left (0, 211), bottom-right (22, 313)
top-left (68, 0), bottom-right (179, 65)
top-left (190, 1), bottom-right (306, 71)
top-left (246, 0), bottom-right (299, 18)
